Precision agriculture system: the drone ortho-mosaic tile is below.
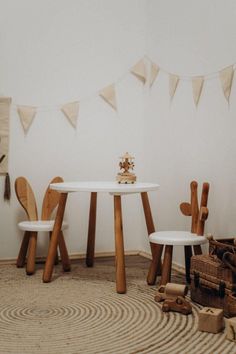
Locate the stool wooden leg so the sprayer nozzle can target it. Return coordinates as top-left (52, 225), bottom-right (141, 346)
top-left (17, 231), bottom-right (30, 268)
top-left (86, 192), bottom-right (97, 267)
top-left (114, 195), bottom-right (126, 294)
top-left (58, 231), bottom-right (71, 272)
top-left (184, 245), bottom-right (192, 283)
top-left (141, 192), bottom-right (162, 285)
top-left (26, 231), bottom-right (37, 275)
top-left (160, 245), bottom-right (173, 285)
top-left (193, 245), bottom-right (202, 255)
top-left (49, 232), bottom-right (59, 265)
top-left (43, 193), bottom-right (68, 283)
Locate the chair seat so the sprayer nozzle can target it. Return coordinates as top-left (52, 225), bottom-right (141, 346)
top-left (149, 231), bottom-right (207, 246)
top-left (18, 220), bottom-right (68, 232)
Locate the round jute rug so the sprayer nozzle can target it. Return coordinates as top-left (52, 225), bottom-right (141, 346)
top-left (0, 257), bottom-right (234, 354)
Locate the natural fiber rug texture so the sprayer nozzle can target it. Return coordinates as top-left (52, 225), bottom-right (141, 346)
top-left (0, 255), bottom-right (234, 354)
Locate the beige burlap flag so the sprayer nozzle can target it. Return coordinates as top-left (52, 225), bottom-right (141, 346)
top-left (99, 84), bottom-right (117, 110)
top-left (0, 97), bottom-right (11, 174)
top-left (192, 76), bottom-right (204, 107)
top-left (61, 101), bottom-right (79, 128)
top-left (149, 61), bottom-right (159, 87)
top-left (130, 59), bottom-right (147, 84)
top-left (169, 74), bottom-right (179, 100)
top-left (219, 66), bottom-right (234, 102)
top-left (17, 105), bottom-right (37, 134)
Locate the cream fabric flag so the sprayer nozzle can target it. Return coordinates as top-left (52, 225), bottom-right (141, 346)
top-left (99, 84), bottom-right (117, 110)
top-left (192, 76), bottom-right (204, 107)
top-left (169, 74), bottom-right (179, 100)
top-left (0, 97), bottom-right (11, 174)
top-left (130, 59), bottom-right (147, 84)
top-left (149, 61), bottom-right (159, 87)
top-left (219, 66), bottom-right (234, 102)
top-left (17, 105), bottom-right (37, 134)
top-left (61, 101), bottom-right (79, 128)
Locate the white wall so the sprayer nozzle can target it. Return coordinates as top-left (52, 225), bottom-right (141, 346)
top-left (1, 0), bottom-right (236, 267)
top-left (0, 0), bottom-right (148, 259)
top-left (142, 0), bottom-right (236, 265)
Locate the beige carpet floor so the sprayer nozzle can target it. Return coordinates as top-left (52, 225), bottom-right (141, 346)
top-left (0, 255), bottom-right (235, 354)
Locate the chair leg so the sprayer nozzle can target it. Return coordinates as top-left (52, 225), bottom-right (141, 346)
top-left (16, 231), bottom-right (30, 268)
top-left (184, 246), bottom-right (192, 284)
top-left (58, 231), bottom-right (71, 272)
top-left (26, 232), bottom-right (37, 275)
top-left (49, 232), bottom-right (59, 265)
top-left (160, 245), bottom-right (173, 285)
top-left (86, 192), bottom-right (97, 267)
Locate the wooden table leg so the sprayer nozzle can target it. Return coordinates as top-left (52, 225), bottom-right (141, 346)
top-left (86, 192), bottom-right (97, 267)
top-left (141, 192), bottom-right (162, 285)
top-left (114, 195), bottom-right (126, 294)
top-left (43, 193), bottom-right (68, 283)
top-left (160, 245), bottom-right (173, 285)
top-left (16, 231), bottom-right (30, 268)
top-left (193, 245), bottom-right (202, 255)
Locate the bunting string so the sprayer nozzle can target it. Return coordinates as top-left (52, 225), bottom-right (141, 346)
top-left (4, 55), bottom-right (236, 133)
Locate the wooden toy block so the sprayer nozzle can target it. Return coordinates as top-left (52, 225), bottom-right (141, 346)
top-left (225, 317), bottom-right (236, 342)
top-left (198, 307), bottom-right (224, 333)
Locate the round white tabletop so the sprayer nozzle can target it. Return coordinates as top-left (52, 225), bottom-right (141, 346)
top-left (50, 181), bottom-right (160, 194)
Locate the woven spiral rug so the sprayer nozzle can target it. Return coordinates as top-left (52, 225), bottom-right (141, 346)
top-left (0, 255), bottom-right (234, 354)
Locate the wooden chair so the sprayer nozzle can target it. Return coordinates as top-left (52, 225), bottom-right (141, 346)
top-left (149, 181), bottom-right (210, 285)
top-left (15, 176), bottom-right (71, 275)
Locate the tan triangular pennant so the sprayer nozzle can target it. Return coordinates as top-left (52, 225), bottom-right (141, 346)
top-left (192, 76), bottom-right (204, 107)
top-left (130, 59), bottom-right (147, 84)
top-left (0, 97), bottom-right (11, 174)
top-left (150, 61), bottom-right (159, 87)
top-left (169, 74), bottom-right (179, 100)
top-left (61, 101), bottom-right (79, 128)
top-left (17, 105), bottom-right (37, 134)
top-left (219, 66), bottom-right (234, 102)
top-left (99, 84), bottom-right (117, 110)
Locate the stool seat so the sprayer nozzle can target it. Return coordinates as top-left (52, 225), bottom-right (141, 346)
top-left (149, 231), bottom-right (207, 246)
top-left (18, 220), bottom-right (68, 232)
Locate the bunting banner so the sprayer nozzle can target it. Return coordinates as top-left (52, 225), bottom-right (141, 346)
top-left (61, 101), bottom-right (79, 128)
top-left (149, 61), bottom-right (159, 87)
top-left (219, 66), bottom-right (234, 102)
top-left (169, 74), bottom-right (179, 100)
top-left (99, 84), bottom-right (117, 111)
top-left (17, 105), bottom-right (37, 134)
top-left (192, 76), bottom-right (204, 107)
top-left (130, 59), bottom-right (147, 84)
top-left (0, 97), bottom-right (11, 174)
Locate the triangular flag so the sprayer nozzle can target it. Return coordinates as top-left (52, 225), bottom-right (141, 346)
top-left (17, 105), bottom-right (37, 133)
top-left (169, 74), bottom-right (179, 100)
top-left (61, 101), bottom-right (79, 128)
top-left (192, 76), bottom-right (204, 107)
top-left (219, 66), bottom-right (234, 102)
top-left (130, 59), bottom-right (147, 84)
top-left (99, 84), bottom-right (117, 110)
top-left (150, 61), bottom-right (159, 87)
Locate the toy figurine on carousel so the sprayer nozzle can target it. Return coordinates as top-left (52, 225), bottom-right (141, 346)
top-left (116, 152), bottom-right (137, 184)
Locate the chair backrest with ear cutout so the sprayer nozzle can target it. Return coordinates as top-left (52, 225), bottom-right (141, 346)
top-left (15, 177), bottom-right (38, 221)
top-left (41, 176), bottom-right (63, 220)
top-left (179, 180), bottom-right (210, 235)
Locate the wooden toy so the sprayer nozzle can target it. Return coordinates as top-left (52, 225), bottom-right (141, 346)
top-left (225, 317), bottom-right (236, 341)
top-left (198, 307), bottom-right (224, 333)
top-left (155, 283), bottom-right (188, 302)
top-left (162, 296), bottom-right (192, 315)
top-left (116, 152), bottom-right (136, 184)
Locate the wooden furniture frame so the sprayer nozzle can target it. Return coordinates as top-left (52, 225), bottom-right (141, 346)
top-left (149, 181), bottom-right (209, 285)
top-left (42, 181), bottom-right (160, 293)
top-left (15, 176), bottom-right (71, 275)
